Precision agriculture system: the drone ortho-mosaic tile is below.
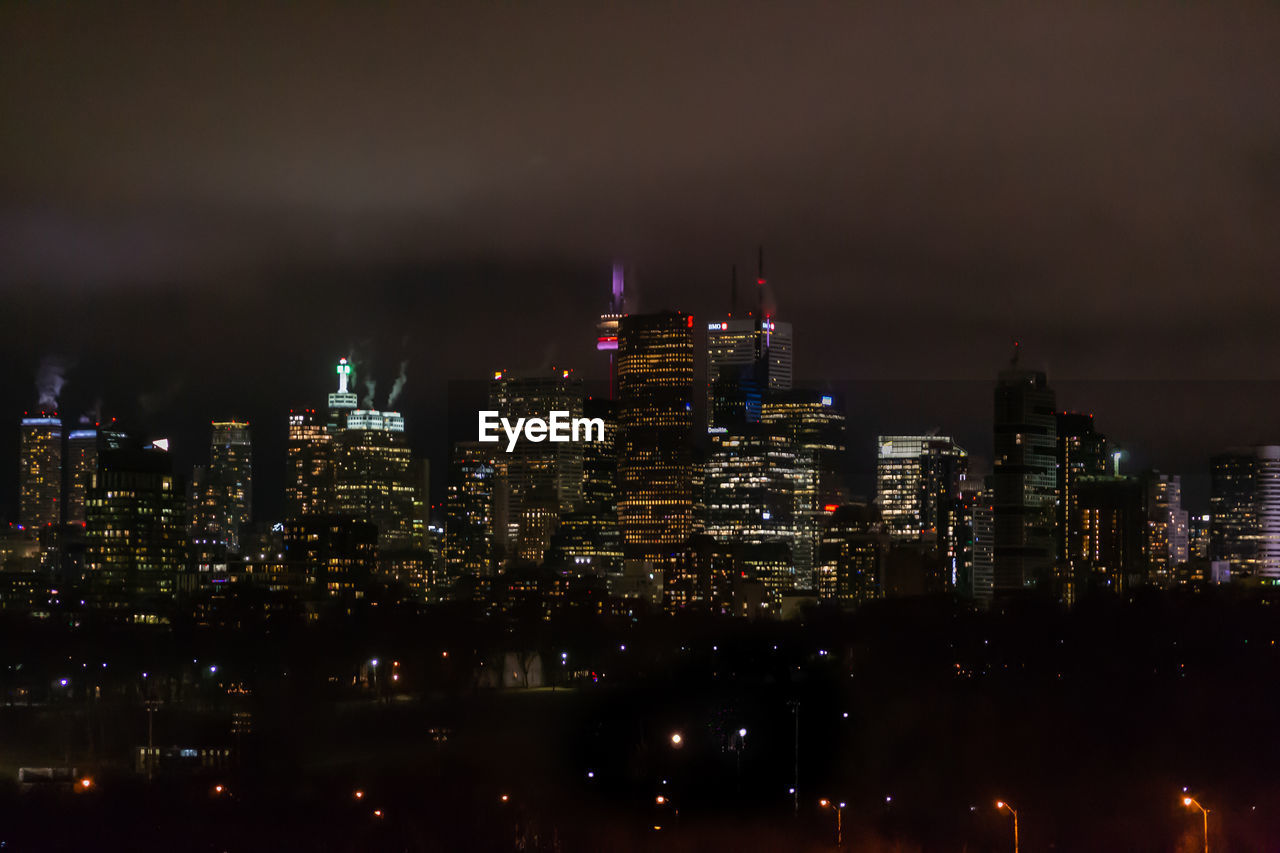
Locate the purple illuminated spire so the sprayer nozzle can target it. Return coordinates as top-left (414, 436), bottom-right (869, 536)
top-left (611, 262), bottom-right (625, 312)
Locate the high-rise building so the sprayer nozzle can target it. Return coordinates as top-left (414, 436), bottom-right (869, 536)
top-left (1188, 513), bottom-right (1212, 561)
top-left (816, 503), bottom-right (889, 608)
top-left (285, 409), bottom-right (333, 518)
top-left (958, 478), bottom-right (994, 604)
top-left (992, 348), bottom-right (1057, 595)
top-left (552, 396), bottom-right (623, 576)
top-left (704, 427), bottom-right (800, 570)
top-left (19, 413), bottom-right (62, 528)
top-left (489, 369), bottom-right (585, 564)
top-left (445, 441), bottom-right (496, 577)
top-left (285, 358), bottom-right (368, 521)
top-left (85, 447), bottom-right (186, 622)
top-left (706, 258), bottom-right (793, 431)
top-left (1146, 472), bottom-right (1189, 583)
top-left (1076, 474), bottom-right (1146, 592)
top-left (1055, 412), bottom-right (1111, 569)
top-left (616, 312), bottom-right (696, 562)
top-left (334, 409), bottom-right (415, 552)
top-left (875, 435), bottom-right (968, 590)
top-left (876, 436), bottom-right (967, 540)
top-left (1210, 446), bottom-right (1280, 579)
top-left (190, 421), bottom-right (253, 553)
top-left (760, 391), bottom-right (848, 588)
top-left (65, 422), bottom-right (127, 525)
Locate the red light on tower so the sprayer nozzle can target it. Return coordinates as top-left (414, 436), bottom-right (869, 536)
top-left (687, 315), bottom-right (694, 328)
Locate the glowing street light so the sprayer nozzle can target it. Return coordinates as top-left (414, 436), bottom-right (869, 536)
top-left (1183, 796), bottom-right (1210, 853)
top-left (670, 732), bottom-right (683, 747)
top-left (996, 801), bottom-right (1019, 853)
top-left (818, 798), bottom-right (846, 846)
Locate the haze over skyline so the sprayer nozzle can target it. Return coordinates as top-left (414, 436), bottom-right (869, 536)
top-left (4, 1), bottom-right (1279, 516)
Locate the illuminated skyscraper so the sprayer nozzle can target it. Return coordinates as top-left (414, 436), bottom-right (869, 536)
top-left (1146, 471), bottom-right (1189, 583)
top-left (489, 369), bottom-right (585, 564)
top-left (85, 446), bottom-right (186, 622)
top-left (19, 413), bottom-right (62, 528)
top-left (190, 421), bottom-right (253, 552)
top-left (334, 409), bottom-right (415, 552)
top-left (876, 436), bottom-right (968, 541)
top-left (761, 391), bottom-right (848, 587)
top-left (706, 260), bottom-right (793, 431)
top-left (704, 428), bottom-right (799, 553)
top-left (616, 312), bottom-right (695, 561)
top-left (285, 409), bottom-right (333, 518)
top-left (876, 435), bottom-right (968, 588)
top-left (550, 396), bottom-right (623, 576)
top-left (816, 503), bottom-right (888, 608)
top-left (66, 422), bottom-right (127, 525)
top-left (1055, 412), bottom-right (1110, 569)
top-left (1077, 474), bottom-right (1145, 592)
top-left (1210, 446), bottom-right (1280, 579)
top-left (992, 348), bottom-right (1057, 594)
top-left (445, 441), bottom-right (496, 577)
top-left (285, 358), bottom-right (358, 519)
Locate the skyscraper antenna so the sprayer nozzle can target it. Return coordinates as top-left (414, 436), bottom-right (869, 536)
top-left (1011, 339), bottom-right (1020, 368)
top-left (731, 264), bottom-right (738, 315)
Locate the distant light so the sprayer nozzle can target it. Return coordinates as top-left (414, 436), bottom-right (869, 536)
top-left (821, 395), bottom-right (833, 406)
top-left (59, 678), bottom-right (68, 686)
top-left (670, 733), bottom-right (683, 746)
top-left (80, 778), bottom-right (92, 789)
top-left (738, 728), bottom-right (747, 738)
top-left (500, 794), bottom-right (509, 803)
top-left (371, 659), bottom-right (379, 667)
top-left (354, 790), bottom-right (364, 799)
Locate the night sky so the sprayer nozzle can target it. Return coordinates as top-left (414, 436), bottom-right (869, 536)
top-left (3, 2), bottom-right (1279, 519)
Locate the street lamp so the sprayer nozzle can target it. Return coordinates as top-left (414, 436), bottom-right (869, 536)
top-left (670, 732), bottom-right (683, 748)
top-left (818, 798), bottom-right (846, 846)
top-left (1183, 796), bottom-right (1210, 853)
top-left (996, 800), bottom-right (1019, 853)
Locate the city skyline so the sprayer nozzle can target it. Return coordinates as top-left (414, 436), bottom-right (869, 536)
top-left (3, 3), bottom-right (1279, 849)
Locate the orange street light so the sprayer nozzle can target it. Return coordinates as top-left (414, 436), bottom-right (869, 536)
top-left (819, 798), bottom-right (846, 846)
top-left (996, 800), bottom-right (1019, 853)
top-left (1183, 796), bottom-right (1210, 853)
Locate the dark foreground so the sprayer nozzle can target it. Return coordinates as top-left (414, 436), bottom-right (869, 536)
top-left (1, 589), bottom-right (1278, 851)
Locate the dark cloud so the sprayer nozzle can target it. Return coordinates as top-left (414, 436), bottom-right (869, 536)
top-left (1, 1), bottom-right (1278, 517)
